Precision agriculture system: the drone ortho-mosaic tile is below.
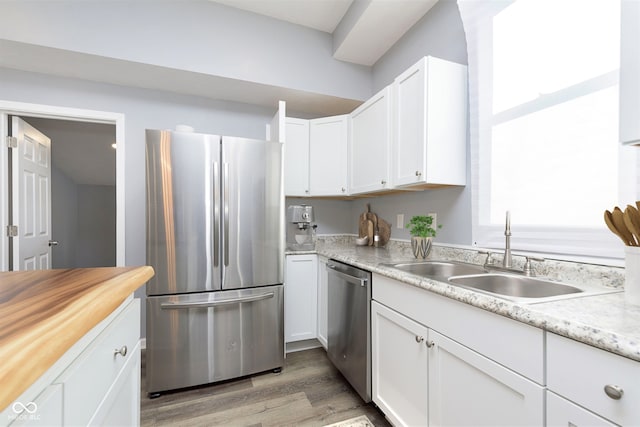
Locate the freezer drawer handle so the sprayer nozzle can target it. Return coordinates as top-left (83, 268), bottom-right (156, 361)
top-left (326, 264), bottom-right (368, 287)
top-left (160, 292), bottom-right (274, 309)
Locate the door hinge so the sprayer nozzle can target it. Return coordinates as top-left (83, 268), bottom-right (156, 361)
top-left (6, 136), bottom-right (17, 148)
top-left (6, 225), bottom-right (17, 237)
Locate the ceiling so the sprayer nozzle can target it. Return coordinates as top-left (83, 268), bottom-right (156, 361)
top-left (209, 0), bottom-right (438, 66)
top-left (211, 0), bottom-right (354, 33)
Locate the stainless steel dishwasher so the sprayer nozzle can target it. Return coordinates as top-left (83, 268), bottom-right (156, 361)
top-left (326, 259), bottom-right (372, 403)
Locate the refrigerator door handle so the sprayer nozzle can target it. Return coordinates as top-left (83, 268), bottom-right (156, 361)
top-left (223, 162), bottom-right (229, 267)
top-left (160, 292), bottom-right (275, 309)
top-left (213, 161), bottom-right (220, 267)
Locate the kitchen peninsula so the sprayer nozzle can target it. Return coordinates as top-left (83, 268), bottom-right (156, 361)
top-left (0, 266), bottom-right (153, 426)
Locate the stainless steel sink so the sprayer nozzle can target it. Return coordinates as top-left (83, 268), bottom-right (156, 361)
top-left (384, 260), bottom-right (620, 304)
top-left (448, 273), bottom-right (583, 302)
top-left (386, 260), bottom-right (487, 279)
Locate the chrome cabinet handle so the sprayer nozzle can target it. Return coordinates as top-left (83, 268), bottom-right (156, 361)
top-left (415, 171), bottom-right (422, 177)
top-left (415, 335), bottom-right (424, 343)
top-left (341, 187), bottom-right (346, 193)
top-left (48, 240), bottom-right (59, 247)
top-left (426, 340), bottom-right (435, 348)
top-left (381, 180), bottom-right (387, 185)
top-left (114, 346), bottom-right (127, 357)
top-left (604, 384), bottom-right (624, 400)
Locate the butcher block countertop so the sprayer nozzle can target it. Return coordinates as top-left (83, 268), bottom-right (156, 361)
top-left (0, 266), bottom-right (154, 411)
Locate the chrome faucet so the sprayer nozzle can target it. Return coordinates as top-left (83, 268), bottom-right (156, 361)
top-left (478, 211), bottom-right (545, 276)
top-left (503, 211), bottom-right (512, 268)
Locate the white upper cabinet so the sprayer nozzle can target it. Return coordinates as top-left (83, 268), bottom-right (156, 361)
top-left (393, 56), bottom-right (467, 187)
top-left (349, 86), bottom-right (393, 194)
top-left (284, 118), bottom-right (310, 197)
top-left (309, 115), bottom-right (349, 196)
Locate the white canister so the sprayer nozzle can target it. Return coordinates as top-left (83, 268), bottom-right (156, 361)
top-left (624, 246), bottom-right (640, 304)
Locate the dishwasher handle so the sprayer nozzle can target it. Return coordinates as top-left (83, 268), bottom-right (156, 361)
top-left (326, 264), bottom-right (368, 287)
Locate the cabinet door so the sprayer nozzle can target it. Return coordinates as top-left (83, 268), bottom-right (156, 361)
top-left (284, 254), bottom-right (318, 343)
top-left (428, 329), bottom-right (544, 427)
top-left (393, 56), bottom-right (467, 187)
top-left (284, 118), bottom-right (310, 196)
top-left (309, 115), bottom-right (349, 196)
top-left (316, 257), bottom-right (328, 349)
top-left (394, 58), bottom-right (427, 187)
top-left (349, 87), bottom-right (392, 194)
top-left (89, 341), bottom-right (141, 426)
top-left (372, 301), bottom-right (429, 427)
top-left (547, 391), bottom-right (616, 427)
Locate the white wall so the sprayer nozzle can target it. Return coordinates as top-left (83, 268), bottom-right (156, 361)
top-left (76, 185), bottom-right (116, 267)
top-left (51, 165), bottom-right (77, 269)
top-left (0, 0), bottom-right (372, 102)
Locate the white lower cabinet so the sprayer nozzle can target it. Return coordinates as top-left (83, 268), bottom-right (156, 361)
top-left (372, 301), bottom-right (429, 427)
top-left (547, 332), bottom-right (640, 426)
top-left (372, 274), bottom-right (544, 427)
top-left (6, 298), bottom-right (141, 427)
top-left (284, 254), bottom-right (318, 343)
top-left (428, 329), bottom-right (543, 426)
top-left (317, 256), bottom-right (328, 349)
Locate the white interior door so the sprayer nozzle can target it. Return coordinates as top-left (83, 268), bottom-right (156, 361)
top-left (11, 116), bottom-right (52, 270)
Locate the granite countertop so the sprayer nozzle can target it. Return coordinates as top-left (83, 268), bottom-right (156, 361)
top-left (0, 266), bottom-right (154, 411)
top-left (291, 238), bottom-right (640, 362)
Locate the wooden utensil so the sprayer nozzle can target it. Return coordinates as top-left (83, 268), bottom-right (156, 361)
top-left (366, 219), bottom-right (374, 244)
top-left (605, 210), bottom-right (631, 245)
top-left (613, 207), bottom-right (636, 245)
top-left (625, 205), bottom-right (640, 245)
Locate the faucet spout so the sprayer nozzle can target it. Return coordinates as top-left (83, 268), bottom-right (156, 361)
top-left (503, 211), bottom-right (512, 268)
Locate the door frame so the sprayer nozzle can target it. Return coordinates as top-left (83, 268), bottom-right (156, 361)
top-left (0, 100), bottom-right (126, 270)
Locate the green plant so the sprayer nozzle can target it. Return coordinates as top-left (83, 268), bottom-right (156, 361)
top-left (406, 215), bottom-right (442, 238)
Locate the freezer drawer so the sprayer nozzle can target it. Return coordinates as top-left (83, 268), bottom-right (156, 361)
top-left (146, 285), bottom-right (284, 394)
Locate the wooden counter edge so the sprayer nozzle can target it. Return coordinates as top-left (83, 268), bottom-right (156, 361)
top-left (0, 266), bottom-right (154, 412)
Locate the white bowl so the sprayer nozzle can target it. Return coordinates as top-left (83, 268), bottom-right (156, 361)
top-left (355, 236), bottom-right (369, 246)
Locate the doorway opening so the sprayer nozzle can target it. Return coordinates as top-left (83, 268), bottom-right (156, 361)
top-left (23, 117), bottom-right (116, 268)
top-left (0, 101), bottom-right (125, 271)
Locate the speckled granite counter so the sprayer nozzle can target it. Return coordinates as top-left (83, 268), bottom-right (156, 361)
top-left (295, 237), bottom-right (640, 362)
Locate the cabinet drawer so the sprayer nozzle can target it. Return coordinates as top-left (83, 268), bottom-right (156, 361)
top-left (55, 299), bottom-right (140, 426)
top-left (547, 391), bottom-right (616, 427)
top-left (547, 332), bottom-right (640, 426)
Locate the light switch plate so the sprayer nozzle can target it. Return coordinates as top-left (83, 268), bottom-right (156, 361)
top-left (396, 214), bottom-right (404, 229)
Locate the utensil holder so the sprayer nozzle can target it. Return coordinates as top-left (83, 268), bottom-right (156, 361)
top-left (624, 246), bottom-right (640, 304)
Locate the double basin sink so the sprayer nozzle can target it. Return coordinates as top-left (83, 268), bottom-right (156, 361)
top-left (385, 260), bottom-right (616, 304)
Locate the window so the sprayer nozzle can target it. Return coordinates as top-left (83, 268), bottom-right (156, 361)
top-left (458, 0), bottom-right (638, 260)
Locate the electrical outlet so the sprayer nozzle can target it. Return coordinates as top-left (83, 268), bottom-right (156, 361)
top-left (396, 214), bottom-right (404, 229)
top-left (429, 212), bottom-right (437, 231)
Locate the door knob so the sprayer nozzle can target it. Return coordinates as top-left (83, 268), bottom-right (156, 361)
top-left (48, 240), bottom-right (59, 247)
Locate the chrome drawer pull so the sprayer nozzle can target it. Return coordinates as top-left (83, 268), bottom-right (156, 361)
top-left (604, 384), bottom-right (623, 400)
top-left (114, 346), bottom-right (128, 357)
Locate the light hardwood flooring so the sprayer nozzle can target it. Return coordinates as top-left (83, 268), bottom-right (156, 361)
top-left (140, 347), bottom-right (391, 427)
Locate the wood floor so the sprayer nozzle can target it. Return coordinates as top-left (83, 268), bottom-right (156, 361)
top-left (140, 347), bottom-right (391, 427)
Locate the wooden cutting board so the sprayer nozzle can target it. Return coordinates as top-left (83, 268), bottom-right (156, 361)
top-left (357, 204), bottom-right (391, 247)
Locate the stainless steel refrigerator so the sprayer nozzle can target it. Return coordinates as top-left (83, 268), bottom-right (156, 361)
top-left (145, 128), bottom-right (285, 396)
